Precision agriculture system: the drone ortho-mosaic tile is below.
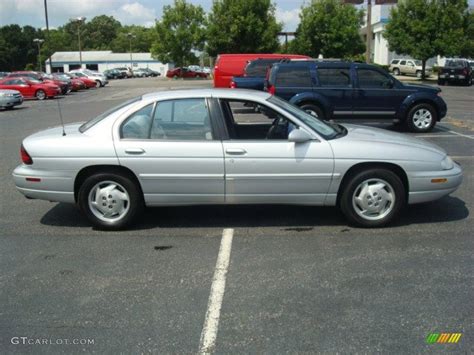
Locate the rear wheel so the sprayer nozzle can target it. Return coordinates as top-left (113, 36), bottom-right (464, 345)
top-left (406, 103), bottom-right (437, 133)
top-left (466, 76), bottom-right (472, 86)
top-left (340, 168), bottom-right (405, 228)
top-left (300, 103), bottom-right (325, 120)
top-left (78, 172), bottom-right (144, 230)
top-left (437, 79), bottom-right (445, 86)
top-left (95, 80), bottom-right (101, 88)
top-left (35, 89), bottom-right (46, 100)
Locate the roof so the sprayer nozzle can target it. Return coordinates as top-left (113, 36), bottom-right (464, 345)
top-left (141, 88), bottom-right (272, 101)
top-left (49, 51), bottom-right (164, 64)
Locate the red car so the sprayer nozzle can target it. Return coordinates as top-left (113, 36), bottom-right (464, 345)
top-left (66, 73), bottom-right (96, 88)
top-left (8, 71), bottom-right (70, 95)
top-left (0, 77), bottom-right (61, 100)
top-left (213, 53), bottom-right (310, 88)
top-left (166, 67), bottom-right (208, 79)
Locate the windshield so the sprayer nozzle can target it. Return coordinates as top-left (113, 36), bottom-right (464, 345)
top-left (79, 97), bottom-right (141, 133)
top-left (268, 96), bottom-right (339, 139)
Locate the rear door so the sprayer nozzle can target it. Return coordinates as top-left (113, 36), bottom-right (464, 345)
top-left (273, 64), bottom-right (313, 101)
top-left (114, 98), bottom-right (225, 205)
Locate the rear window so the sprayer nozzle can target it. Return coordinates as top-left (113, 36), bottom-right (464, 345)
top-left (317, 68), bottom-right (351, 87)
top-left (445, 60), bottom-right (466, 68)
top-left (391, 60), bottom-right (399, 64)
top-left (275, 66), bottom-right (312, 87)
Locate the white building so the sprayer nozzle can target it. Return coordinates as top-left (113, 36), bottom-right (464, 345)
top-left (45, 51), bottom-right (173, 75)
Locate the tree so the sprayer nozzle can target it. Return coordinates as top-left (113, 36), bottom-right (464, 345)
top-left (0, 25), bottom-right (41, 71)
top-left (84, 15), bottom-right (122, 50)
top-left (292, 0), bottom-right (365, 59)
top-left (111, 26), bottom-right (157, 53)
top-left (384, 0), bottom-right (470, 78)
top-left (460, 10), bottom-right (474, 58)
top-left (206, 0), bottom-right (282, 57)
top-left (151, 0), bottom-right (206, 68)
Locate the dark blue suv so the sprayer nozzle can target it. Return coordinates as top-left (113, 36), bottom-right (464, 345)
top-left (266, 61), bottom-right (447, 133)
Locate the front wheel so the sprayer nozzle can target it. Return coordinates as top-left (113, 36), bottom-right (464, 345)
top-left (416, 70), bottom-right (422, 78)
top-left (78, 173), bottom-right (144, 230)
top-left (406, 103), bottom-right (437, 133)
top-left (340, 169), bottom-right (405, 228)
top-left (393, 68), bottom-right (400, 76)
top-left (35, 89), bottom-right (46, 100)
top-left (300, 103), bottom-right (325, 120)
top-left (437, 79), bottom-right (445, 86)
top-left (95, 80), bottom-right (101, 88)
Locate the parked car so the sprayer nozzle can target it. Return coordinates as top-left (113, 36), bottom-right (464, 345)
top-left (0, 89), bottom-right (23, 109)
top-left (438, 59), bottom-right (473, 86)
top-left (166, 67), bottom-right (208, 79)
top-left (141, 68), bottom-right (161, 77)
top-left (213, 53), bottom-right (310, 88)
top-left (265, 60), bottom-right (447, 133)
top-left (389, 59), bottom-right (432, 78)
top-left (66, 72), bottom-right (97, 89)
top-left (52, 74), bottom-right (86, 91)
top-left (0, 77), bottom-right (60, 100)
top-left (44, 73), bottom-right (73, 94)
top-left (8, 71), bottom-right (71, 95)
top-left (133, 68), bottom-right (151, 78)
top-left (115, 67), bottom-right (133, 78)
top-left (0, 72), bottom-right (10, 79)
top-left (231, 58), bottom-right (294, 90)
top-left (69, 69), bottom-right (108, 87)
top-left (13, 89), bottom-right (462, 230)
top-left (104, 69), bottom-right (126, 79)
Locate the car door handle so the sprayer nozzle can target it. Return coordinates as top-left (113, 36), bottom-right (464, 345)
top-left (226, 148), bottom-right (247, 155)
top-left (125, 148), bottom-right (145, 155)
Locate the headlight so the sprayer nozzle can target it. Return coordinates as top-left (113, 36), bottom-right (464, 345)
top-left (441, 156), bottom-right (454, 170)
top-left (0, 93), bottom-right (15, 97)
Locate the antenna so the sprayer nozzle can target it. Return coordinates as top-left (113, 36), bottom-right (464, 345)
top-left (56, 98), bottom-right (66, 136)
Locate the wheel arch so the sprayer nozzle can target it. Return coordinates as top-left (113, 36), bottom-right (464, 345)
top-left (290, 93), bottom-right (331, 117)
top-left (336, 162), bottom-right (409, 206)
top-left (74, 165), bottom-right (143, 202)
top-left (398, 95), bottom-right (440, 122)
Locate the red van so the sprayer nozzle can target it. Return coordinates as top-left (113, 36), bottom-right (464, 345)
top-left (213, 53), bottom-right (310, 88)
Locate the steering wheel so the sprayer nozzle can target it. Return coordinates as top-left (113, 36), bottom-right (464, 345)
top-left (266, 117), bottom-right (288, 139)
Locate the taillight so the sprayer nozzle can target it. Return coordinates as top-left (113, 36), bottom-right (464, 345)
top-left (230, 81), bottom-right (236, 89)
top-left (21, 144), bottom-right (33, 165)
top-left (268, 84), bottom-right (276, 95)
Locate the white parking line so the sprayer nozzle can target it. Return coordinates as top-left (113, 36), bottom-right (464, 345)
top-left (437, 127), bottom-right (474, 140)
top-left (199, 228), bottom-right (234, 354)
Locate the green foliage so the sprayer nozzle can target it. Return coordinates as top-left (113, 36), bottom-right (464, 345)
top-left (151, 0), bottom-right (206, 67)
top-left (0, 25), bottom-right (42, 71)
top-left (460, 10), bottom-right (474, 58)
top-left (292, 0), bottom-right (365, 58)
top-left (383, 0), bottom-right (471, 77)
top-left (111, 26), bottom-right (157, 53)
top-left (206, 0), bottom-right (282, 57)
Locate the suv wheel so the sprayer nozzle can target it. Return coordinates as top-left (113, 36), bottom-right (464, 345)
top-left (78, 172), bottom-right (144, 230)
top-left (437, 79), bottom-right (445, 86)
top-left (300, 103), bottom-right (325, 120)
top-left (416, 70), bottom-right (422, 78)
top-left (393, 68), bottom-right (400, 76)
top-left (340, 168), bottom-right (405, 227)
top-left (466, 77), bottom-right (472, 86)
top-left (406, 103), bottom-right (437, 133)
top-left (95, 80), bottom-right (101, 88)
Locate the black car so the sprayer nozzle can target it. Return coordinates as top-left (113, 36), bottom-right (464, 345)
top-left (104, 69), bottom-right (126, 79)
top-left (266, 60), bottom-right (447, 133)
top-left (438, 59), bottom-right (473, 86)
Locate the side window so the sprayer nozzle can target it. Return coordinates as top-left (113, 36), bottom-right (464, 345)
top-left (407, 61), bottom-right (414, 66)
top-left (275, 66), bottom-right (312, 87)
top-left (391, 60), bottom-right (399, 65)
top-left (223, 99), bottom-right (297, 140)
top-left (357, 69), bottom-right (392, 89)
top-left (317, 68), bottom-right (351, 87)
top-left (151, 98), bottom-right (212, 140)
top-left (400, 60), bottom-right (406, 65)
top-left (121, 104), bottom-right (154, 139)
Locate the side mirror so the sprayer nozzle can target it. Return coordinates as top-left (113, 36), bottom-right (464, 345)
top-left (288, 129), bottom-right (312, 143)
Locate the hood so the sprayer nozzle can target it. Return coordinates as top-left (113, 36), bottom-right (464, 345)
top-left (401, 82), bottom-right (440, 93)
top-left (340, 124), bottom-right (446, 156)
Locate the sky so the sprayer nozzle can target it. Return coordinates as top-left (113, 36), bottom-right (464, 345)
top-left (1, 0), bottom-right (473, 32)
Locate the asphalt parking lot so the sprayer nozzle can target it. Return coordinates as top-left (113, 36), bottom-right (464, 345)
top-left (0, 78), bottom-right (473, 353)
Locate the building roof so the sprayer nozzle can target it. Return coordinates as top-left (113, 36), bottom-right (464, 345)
top-left (50, 51), bottom-right (163, 64)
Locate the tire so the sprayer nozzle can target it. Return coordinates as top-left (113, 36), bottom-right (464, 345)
top-left (35, 89), bottom-right (46, 100)
top-left (437, 79), bottom-right (445, 86)
top-left (340, 168), bottom-right (405, 228)
top-left (78, 172), bottom-right (144, 230)
top-left (300, 103), bottom-right (325, 120)
top-left (393, 68), bottom-right (400, 76)
top-left (466, 77), bottom-right (472, 86)
top-left (416, 70), bottom-right (422, 78)
top-left (95, 80), bottom-right (101, 88)
top-left (405, 103), bottom-right (437, 133)
top-left (173, 75), bottom-right (178, 79)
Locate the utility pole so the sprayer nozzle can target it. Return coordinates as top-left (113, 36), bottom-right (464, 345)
top-left (71, 17), bottom-right (86, 68)
top-left (33, 39), bottom-right (45, 72)
top-left (365, 0), bottom-right (372, 63)
top-left (43, 0), bottom-right (52, 73)
top-left (127, 33), bottom-right (137, 76)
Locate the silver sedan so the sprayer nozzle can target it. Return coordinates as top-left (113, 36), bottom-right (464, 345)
top-left (13, 89), bottom-right (463, 230)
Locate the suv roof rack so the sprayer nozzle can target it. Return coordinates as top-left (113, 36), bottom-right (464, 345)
top-left (278, 58), bottom-right (351, 64)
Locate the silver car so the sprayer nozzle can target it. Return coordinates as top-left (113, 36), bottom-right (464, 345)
top-left (0, 89), bottom-right (23, 109)
top-left (13, 89), bottom-right (463, 230)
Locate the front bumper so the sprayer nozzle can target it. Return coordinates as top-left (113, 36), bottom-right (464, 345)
top-left (0, 96), bottom-right (23, 107)
top-left (408, 163), bottom-right (463, 204)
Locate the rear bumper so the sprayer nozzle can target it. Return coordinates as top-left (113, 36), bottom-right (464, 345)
top-left (408, 163), bottom-right (463, 204)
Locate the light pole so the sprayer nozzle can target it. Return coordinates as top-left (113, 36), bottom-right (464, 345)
top-left (127, 32), bottom-right (136, 76)
top-left (70, 16), bottom-right (86, 68)
top-left (33, 38), bottom-right (45, 72)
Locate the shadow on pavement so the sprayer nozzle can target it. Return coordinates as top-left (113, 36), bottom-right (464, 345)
top-left (40, 196), bottom-right (468, 231)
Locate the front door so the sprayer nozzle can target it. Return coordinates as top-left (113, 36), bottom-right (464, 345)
top-left (114, 98), bottom-right (225, 205)
top-left (219, 99), bottom-right (334, 204)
